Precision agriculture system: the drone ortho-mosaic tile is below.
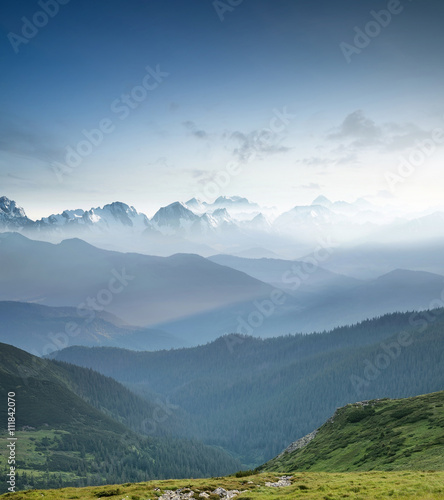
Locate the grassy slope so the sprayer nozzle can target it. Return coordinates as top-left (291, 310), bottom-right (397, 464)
top-left (262, 391), bottom-right (444, 473)
top-left (1, 471), bottom-right (444, 499)
top-left (3, 391), bottom-right (444, 499)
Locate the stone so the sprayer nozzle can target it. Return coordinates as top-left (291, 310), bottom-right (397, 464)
top-left (265, 475), bottom-right (293, 488)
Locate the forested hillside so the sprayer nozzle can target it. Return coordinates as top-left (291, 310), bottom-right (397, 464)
top-left (51, 309), bottom-right (444, 466)
top-left (0, 343), bottom-right (240, 493)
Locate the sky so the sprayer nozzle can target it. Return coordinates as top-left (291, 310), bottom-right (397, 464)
top-left (1, 0), bottom-right (444, 219)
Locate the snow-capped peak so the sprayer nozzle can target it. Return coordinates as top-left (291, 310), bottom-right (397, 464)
top-left (39, 201), bottom-right (150, 231)
top-left (184, 197), bottom-right (207, 214)
top-left (151, 202), bottom-right (199, 234)
top-left (0, 196), bottom-right (32, 228)
top-left (0, 196), bottom-right (27, 219)
top-left (311, 195), bottom-right (332, 207)
top-left (211, 196), bottom-right (258, 209)
top-left (211, 208), bottom-right (231, 220)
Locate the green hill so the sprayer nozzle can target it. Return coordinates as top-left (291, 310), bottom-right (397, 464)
top-left (261, 390), bottom-right (444, 473)
top-left (0, 343), bottom-right (240, 493)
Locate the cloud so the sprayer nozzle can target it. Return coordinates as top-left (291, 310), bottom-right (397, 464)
top-left (185, 169), bottom-right (209, 179)
top-left (147, 157), bottom-right (174, 169)
top-left (384, 122), bottom-right (432, 151)
top-left (297, 157), bottom-right (332, 167)
top-left (180, 168), bottom-right (218, 185)
top-left (182, 121), bottom-right (208, 139)
top-left (328, 110), bottom-right (382, 146)
top-left (297, 151), bottom-right (358, 168)
top-left (0, 172), bottom-right (40, 188)
top-left (229, 129), bottom-right (291, 163)
top-left (186, 169), bottom-right (220, 186)
top-left (328, 110), bottom-right (439, 153)
top-left (300, 183), bottom-right (322, 190)
top-left (181, 121), bottom-right (292, 163)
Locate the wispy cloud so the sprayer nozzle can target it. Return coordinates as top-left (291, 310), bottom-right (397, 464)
top-left (297, 151), bottom-right (359, 168)
top-left (146, 157), bottom-right (174, 169)
top-left (328, 110), bottom-right (382, 146)
top-left (297, 157), bottom-right (332, 167)
top-left (229, 129), bottom-right (291, 163)
top-left (182, 121), bottom-right (208, 139)
top-left (328, 110), bottom-right (437, 153)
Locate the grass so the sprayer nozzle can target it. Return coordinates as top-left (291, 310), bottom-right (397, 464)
top-left (0, 429), bottom-right (91, 489)
top-left (1, 471), bottom-right (444, 499)
top-left (262, 391), bottom-right (444, 473)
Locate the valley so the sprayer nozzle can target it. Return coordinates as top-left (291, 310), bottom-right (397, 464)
top-left (2, 0), bottom-right (444, 497)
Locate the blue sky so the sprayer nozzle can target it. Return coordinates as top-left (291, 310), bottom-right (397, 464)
top-left (1, 0), bottom-right (444, 218)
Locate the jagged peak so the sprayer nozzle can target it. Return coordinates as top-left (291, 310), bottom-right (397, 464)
top-left (0, 196), bottom-right (28, 219)
top-left (312, 195), bottom-right (332, 206)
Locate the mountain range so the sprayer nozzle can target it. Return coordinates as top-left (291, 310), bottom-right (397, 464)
top-left (2, 194), bottom-right (444, 261)
top-left (0, 301), bottom-right (182, 354)
top-left (1, 232), bottom-right (444, 347)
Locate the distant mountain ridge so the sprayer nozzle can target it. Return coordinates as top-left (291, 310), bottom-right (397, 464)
top-left (0, 301), bottom-right (182, 354)
top-left (0, 232), bottom-right (274, 335)
top-left (1, 232), bottom-right (444, 345)
top-left (3, 194), bottom-right (444, 259)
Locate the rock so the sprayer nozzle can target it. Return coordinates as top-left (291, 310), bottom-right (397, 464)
top-left (265, 475), bottom-right (293, 487)
top-left (213, 488), bottom-right (227, 496)
top-left (199, 493), bottom-right (210, 498)
top-left (226, 490), bottom-right (239, 499)
top-left (212, 487), bottom-right (239, 498)
top-left (158, 489), bottom-right (195, 500)
top-left (279, 430), bottom-right (318, 457)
